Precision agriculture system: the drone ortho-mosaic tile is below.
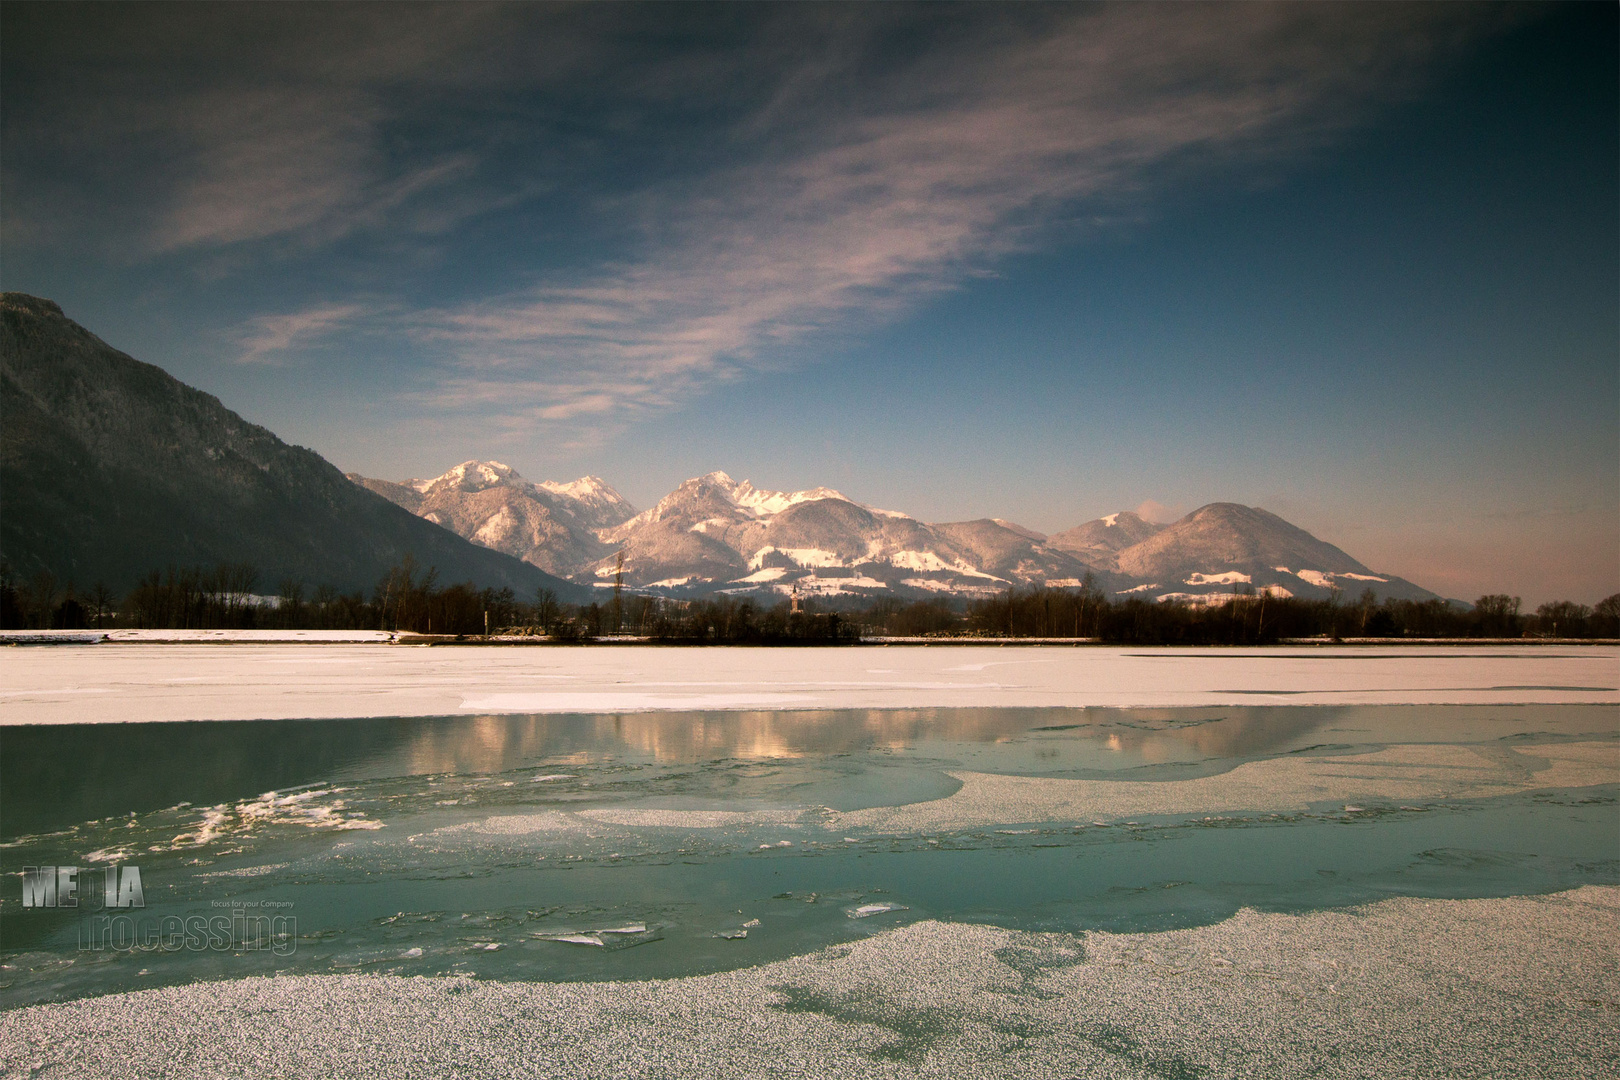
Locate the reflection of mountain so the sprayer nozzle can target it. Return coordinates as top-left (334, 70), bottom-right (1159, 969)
top-left (1084, 707), bottom-right (1341, 765)
top-left (5, 706), bottom-right (1366, 839)
top-left (356, 462), bottom-right (1442, 603)
top-left (326, 706), bottom-right (1348, 775)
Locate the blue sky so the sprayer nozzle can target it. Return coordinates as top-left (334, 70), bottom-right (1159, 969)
top-left (3, 3), bottom-right (1615, 604)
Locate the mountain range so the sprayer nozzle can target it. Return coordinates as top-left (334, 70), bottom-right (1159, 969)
top-left (353, 461), bottom-right (1441, 604)
top-left (1, 293), bottom-right (1441, 606)
top-left (0, 293), bottom-right (586, 599)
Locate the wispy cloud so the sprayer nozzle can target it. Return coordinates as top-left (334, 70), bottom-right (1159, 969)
top-left (11, 3), bottom-right (1505, 438)
top-left (2, 4), bottom-right (539, 256)
top-left (236, 303), bottom-right (367, 364)
top-left (400, 5), bottom-right (1498, 438)
top-left (154, 83), bottom-right (478, 253)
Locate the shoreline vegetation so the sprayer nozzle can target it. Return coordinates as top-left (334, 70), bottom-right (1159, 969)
top-left (4, 558), bottom-right (1616, 645)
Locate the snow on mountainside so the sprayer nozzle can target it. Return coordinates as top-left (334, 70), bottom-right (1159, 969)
top-left (586, 471), bottom-right (1105, 597)
top-left (350, 464), bottom-right (1441, 603)
top-left (1110, 503), bottom-right (1437, 603)
top-left (349, 461), bottom-right (635, 579)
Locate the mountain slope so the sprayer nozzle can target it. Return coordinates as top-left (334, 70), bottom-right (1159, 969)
top-left (1109, 503), bottom-right (1437, 602)
top-left (1047, 511), bottom-right (1165, 567)
top-left (350, 461), bottom-right (633, 578)
top-left (353, 462), bottom-right (1441, 603)
top-left (0, 293), bottom-right (585, 598)
top-left (588, 472), bottom-right (1110, 596)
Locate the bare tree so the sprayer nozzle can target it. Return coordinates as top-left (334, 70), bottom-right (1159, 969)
top-left (534, 586), bottom-right (559, 635)
top-left (89, 582), bottom-right (117, 629)
top-left (1473, 594), bottom-right (1521, 638)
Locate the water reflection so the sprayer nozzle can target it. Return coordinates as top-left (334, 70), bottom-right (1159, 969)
top-left (5, 705), bottom-right (1609, 840)
top-left (375, 706), bottom-right (1325, 777)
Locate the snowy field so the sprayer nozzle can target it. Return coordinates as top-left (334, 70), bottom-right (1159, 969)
top-left (1, 643), bottom-right (1615, 724)
top-left (6, 888), bottom-right (1616, 1078)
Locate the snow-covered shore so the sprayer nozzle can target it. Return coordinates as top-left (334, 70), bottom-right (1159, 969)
top-left (0, 643), bottom-right (1614, 724)
top-left (5, 887), bottom-right (1615, 1078)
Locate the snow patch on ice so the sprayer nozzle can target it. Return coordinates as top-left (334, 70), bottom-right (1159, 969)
top-left (435, 811), bottom-right (585, 836)
top-left (578, 808), bottom-right (805, 828)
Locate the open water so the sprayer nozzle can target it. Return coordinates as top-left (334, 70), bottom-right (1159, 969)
top-left (2, 704), bottom-right (1614, 1007)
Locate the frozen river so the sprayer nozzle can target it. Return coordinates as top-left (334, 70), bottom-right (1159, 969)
top-left (1, 646), bottom-right (1616, 1077)
top-left (1, 642), bottom-right (1615, 723)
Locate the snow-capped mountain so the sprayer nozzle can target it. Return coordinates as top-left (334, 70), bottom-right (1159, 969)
top-left (349, 465), bottom-right (1441, 603)
top-left (589, 471), bottom-right (1097, 596)
top-left (1101, 502), bottom-right (1434, 604)
top-left (349, 461), bottom-right (634, 579)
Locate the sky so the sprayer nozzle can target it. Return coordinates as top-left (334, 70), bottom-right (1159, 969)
top-left (3, 2), bottom-right (1615, 605)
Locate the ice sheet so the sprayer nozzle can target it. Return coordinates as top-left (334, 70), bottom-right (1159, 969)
top-left (835, 740), bottom-right (1620, 832)
top-left (2, 645), bottom-right (1614, 724)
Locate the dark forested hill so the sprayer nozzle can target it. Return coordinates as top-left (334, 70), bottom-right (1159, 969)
top-left (0, 293), bottom-right (585, 598)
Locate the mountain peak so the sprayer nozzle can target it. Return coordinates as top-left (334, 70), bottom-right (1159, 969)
top-left (1, 292), bottom-right (65, 319)
top-left (991, 518), bottom-right (1047, 542)
top-left (1115, 502), bottom-right (1371, 581)
top-left (540, 475), bottom-right (611, 499)
top-left (414, 459), bottom-right (522, 495)
top-left (1047, 510), bottom-right (1165, 562)
top-left (346, 466), bottom-right (1434, 604)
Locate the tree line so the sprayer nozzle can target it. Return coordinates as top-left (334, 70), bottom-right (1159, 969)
top-left (0, 559), bottom-right (853, 642)
top-left (880, 584), bottom-right (1620, 644)
top-left (2, 561), bottom-right (1616, 642)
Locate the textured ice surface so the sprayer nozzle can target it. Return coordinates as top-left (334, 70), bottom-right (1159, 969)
top-left (2, 644), bottom-right (1615, 724)
top-left (836, 740), bottom-right (1620, 832)
top-left (4, 887), bottom-right (1615, 1079)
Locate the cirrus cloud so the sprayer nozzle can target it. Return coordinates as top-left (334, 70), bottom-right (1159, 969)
top-left (394, 4), bottom-right (1505, 442)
